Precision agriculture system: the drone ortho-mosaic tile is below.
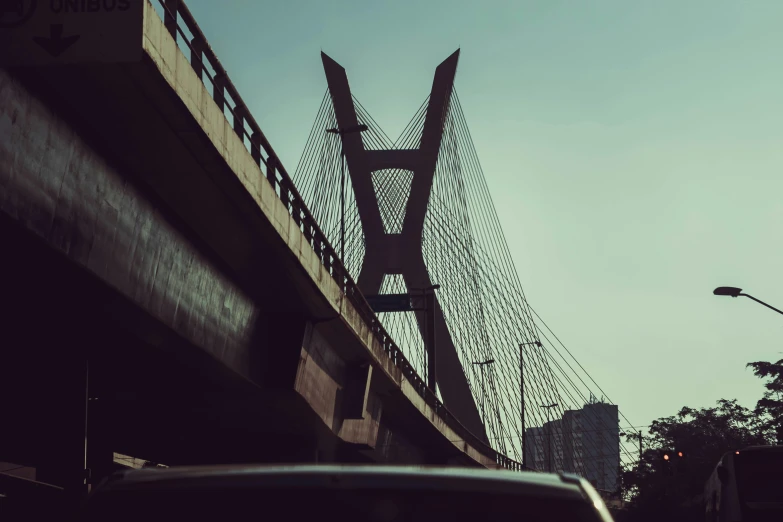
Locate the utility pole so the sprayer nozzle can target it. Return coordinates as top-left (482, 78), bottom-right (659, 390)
top-left (636, 432), bottom-right (642, 468)
top-left (325, 124), bottom-right (368, 263)
top-left (472, 359), bottom-right (495, 425)
top-left (424, 288), bottom-right (436, 391)
top-left (621, 430), bottom-right (643, 467)
top-left (541, 402), bottom-right (559, 472)
top-left (410, 285), bottom-right (441, 391)
top-left (520, 346), bottom-right (524, 467)
top-left (340, 150), bottom-right (345, 261)
top-left (519, 340), bottom-right (541, 470)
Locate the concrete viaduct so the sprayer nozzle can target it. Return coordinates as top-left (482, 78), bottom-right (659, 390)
top-left (0, 0), bottom-right (520, 502)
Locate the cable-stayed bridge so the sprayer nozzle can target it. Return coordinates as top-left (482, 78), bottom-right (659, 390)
top-left (0, 0), bottom-right (636, 511)
top-left (294, 50), bottom-right (638, 482)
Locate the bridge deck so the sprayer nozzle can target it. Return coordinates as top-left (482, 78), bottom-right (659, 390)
top-left (0, 0), bottom-right (520, 478)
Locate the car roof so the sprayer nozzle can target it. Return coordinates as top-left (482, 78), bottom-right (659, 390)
top-left (738, 445), bottom-right (783, 453)
top-left (97, 465), bottom-right (589, 502)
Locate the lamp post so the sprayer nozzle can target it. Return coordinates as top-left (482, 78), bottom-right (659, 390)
top-left (326, 124), bottom-right (368, 263)
top-left (519, 340), bottom-right (542, 470)
top-left (411, 285), bottom-right (441, 391)
top-left (713, 287), bottom-right (783, 317)
top-left (472, 359), bottom-right (494, 426)
top-left (541, 402), bottom-right (559, 472)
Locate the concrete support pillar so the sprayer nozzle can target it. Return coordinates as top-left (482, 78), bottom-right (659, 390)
top-left (250, 311), bottom-right (308, 390)
top-left (342, 363), bottom-right (372, 419)
top-left (35, 355), bottom-right (89, 504)
top-left (86, 397), bottom-right (115, 490)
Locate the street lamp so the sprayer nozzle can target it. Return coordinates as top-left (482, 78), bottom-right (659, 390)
top-left (519, 340), bottom-right (542, 470)
top-left (325, 124), bottom-right (369, 263)
top-left (541, 402), bottom-right (559, 472)
top-left (411, 285), bottom-right (441, 391)
top-left (472, 359), bottom-right (495, 426)
top-left (713, 286), bottom-right (783, 317)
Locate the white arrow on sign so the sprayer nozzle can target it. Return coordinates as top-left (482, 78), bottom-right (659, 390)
top-left (0, 0), bottom-right (144, 66)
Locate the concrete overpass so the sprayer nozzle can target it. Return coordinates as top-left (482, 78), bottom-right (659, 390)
top-left (0, 0), bottom-right (520, 503)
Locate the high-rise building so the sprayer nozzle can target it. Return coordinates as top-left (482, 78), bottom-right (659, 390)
top-left (579, 400), bottom-right (620, 492)
top-left (524, 427), bottom-right (545, 471)
top-left (526, 421), bottom-right (565, 472)
top-left (543, 418), bottom-right (565, 472)
top-left (562, 409), bottom-right (584, 474)
top-left (526, 397), bottom-right (620, 492)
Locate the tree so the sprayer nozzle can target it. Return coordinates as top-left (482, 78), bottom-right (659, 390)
top-left (620, 399), bottom-right (768, 522)
top-left (747, 358), bottom-right (783, 443)
top-left (618, 358), bottom-right (783, 521)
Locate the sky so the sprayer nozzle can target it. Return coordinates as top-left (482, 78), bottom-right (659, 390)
top-left (179, 0), bottom-right (783, 433)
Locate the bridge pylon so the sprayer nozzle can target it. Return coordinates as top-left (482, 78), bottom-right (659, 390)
top-left (321, 50), bottom-right (488, 443)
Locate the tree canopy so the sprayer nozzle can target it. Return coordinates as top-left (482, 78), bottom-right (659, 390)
top-left (747, 358), bottom-right (783, 443)
top-left (618, 359), bottom-right (783, 522)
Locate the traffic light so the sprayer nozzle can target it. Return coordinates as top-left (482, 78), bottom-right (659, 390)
top-left (661, 450), bottom-right (687, 474)
top-left (661, 450), bottom-right (674, 475)
top-left (677, 450), bottom-right (689, 472)
top-left (662, 449), bottom-right (685, 460)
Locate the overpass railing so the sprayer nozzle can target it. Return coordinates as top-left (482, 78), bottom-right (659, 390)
top-left (154, 0), bottom-right (523, 473)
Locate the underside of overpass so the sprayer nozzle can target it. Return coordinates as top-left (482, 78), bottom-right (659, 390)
top-left (0, 160), bottom-right (335, 477)
top-left (0, 62), bottom-right (446, 481)
top-left (0, 4), bottom-right (497, 502)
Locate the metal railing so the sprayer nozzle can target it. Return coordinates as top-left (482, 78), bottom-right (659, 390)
top-left (154, 0), bottom-right (522, 472)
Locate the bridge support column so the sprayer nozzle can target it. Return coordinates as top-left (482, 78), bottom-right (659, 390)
top-left (86, 396), bottom-right (115, 490)
top-left (251, 311), bottom-right (308, 390)
top-left (34, 354), bottom-right (89, 504)
top-left (342, 363), bottom-right (372, 419)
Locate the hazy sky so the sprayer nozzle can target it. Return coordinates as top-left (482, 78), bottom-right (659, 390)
top-left (180, 0), bottom-right (783, 432)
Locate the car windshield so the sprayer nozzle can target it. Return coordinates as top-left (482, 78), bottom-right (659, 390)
top-left (735, 451), bottom-right (783, 504)
top-left (84, 485), bottom-right (603, 522)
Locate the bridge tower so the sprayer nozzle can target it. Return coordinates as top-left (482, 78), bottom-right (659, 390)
top-left (321, 50), bottom-right (488, 443)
